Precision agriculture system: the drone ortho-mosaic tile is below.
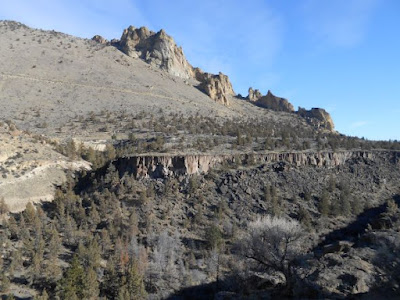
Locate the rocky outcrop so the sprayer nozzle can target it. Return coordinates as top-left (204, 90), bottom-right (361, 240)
top-left (248, 87), bottom-right (262, 102)
top-left (245, 89), bottom-right (335, 131)
top-left (112, 151), bottom-right (383, 179)
top-left (92, 35), bottom-right (108, 45)
top-left (119, 26), bottom-right (194, 79)
top-left (194, 69), bottom-right (235, 106)
top-left (255, 90), bottom-right (295, 112)
top-left (298, 107), bottom-right (335, 131)
top-left (246, 89), bottom-right (294, 112)
top-left (310, 253), bottom-right (375, 296)
top-left (117, 25), bottom-right (235, 105)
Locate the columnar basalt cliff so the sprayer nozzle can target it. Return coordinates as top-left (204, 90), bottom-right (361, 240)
top-left (111, 151), bottom-right (398, 179)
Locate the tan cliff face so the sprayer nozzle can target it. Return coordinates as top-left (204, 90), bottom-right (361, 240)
top-left (118, 25), bottom-right (235, 105)
top-left (194, 69), bottom-right (235, 106)
top-left (112, 151), bottom-right (395, 179)
top-left (119, 26), bottom-right (194, 79)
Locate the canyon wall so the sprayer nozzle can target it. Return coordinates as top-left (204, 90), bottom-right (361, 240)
top-left (113, 151), bottom-right (400, 179)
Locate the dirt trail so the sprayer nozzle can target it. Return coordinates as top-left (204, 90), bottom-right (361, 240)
top-left (0, 72), bottom-right (191, 104)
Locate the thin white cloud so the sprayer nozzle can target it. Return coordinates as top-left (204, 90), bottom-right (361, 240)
top-left (301, 0), bottom-right (380, 47)
top-left (351, 121), bottom-right (368, 128)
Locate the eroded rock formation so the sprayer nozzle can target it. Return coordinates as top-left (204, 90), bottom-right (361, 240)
top-left (298, 107), bottom-right (335, 131)
top-left (194, 69), bottom-right (235, 106)
top-left (246, 88), bottom-right (335, 131)
top-left (119, 26), bottom-right (194, 79)
top-left (254, 90), bottom-right (295, 112)
top-left (248, 87), bottom-right (262, 102)
top-left (118, 25), bottom-right (235, 105)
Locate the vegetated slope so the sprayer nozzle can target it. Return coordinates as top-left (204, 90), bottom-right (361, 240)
top-left (0, 20), bottom-right (336, 211)
top-left (0, 20), bottom-right (307, 141)
top-left (1, 20), bottom-right (400, 300)
top-left (0, 145), bottom-right (399, 299)
top-left (0, 121), bottom-right (90, 212)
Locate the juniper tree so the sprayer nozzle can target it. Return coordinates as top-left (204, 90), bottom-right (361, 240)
top-left (351, 196), bottom-right (364, 215)
top-left (319, 189), bottom-right (330, 216)
top-left (56, 255), bottom-right (86, 300)
top-left (270, 185), bottom-right (281, 216)
top-left (340, 190), bottom-right (352, 216)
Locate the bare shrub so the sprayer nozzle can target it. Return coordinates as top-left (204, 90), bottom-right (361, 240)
top-left (237, 216), bottom-right (305, 287)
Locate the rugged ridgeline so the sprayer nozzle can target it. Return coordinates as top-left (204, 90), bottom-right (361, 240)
top-left (112, 150), bottom-right (400, 179)
top-left (248, 88), bottom-right (295, 112)
top-left (92, 25), bottom-right (334, 128)
top-left (247, 88), bottom-right (335, 131)
top-left (115, 26), bottom-right (235, 105)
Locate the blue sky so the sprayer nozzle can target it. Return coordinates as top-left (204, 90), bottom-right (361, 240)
top-left (2, 0), bottom-right (399, 140)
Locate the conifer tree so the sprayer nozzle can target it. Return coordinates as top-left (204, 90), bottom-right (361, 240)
top-left (270, 185), bottom-right (281, 216)
top-left (118, 260), bottom-right (146, 300)
top-left (351, 196), bottom-right (363, 215)
top-left (319, 189), bottom-right (330, 216)
top-left (83, 267), bottom-right (100, 300)
top-left (57, 255), bottom-right (86, 300)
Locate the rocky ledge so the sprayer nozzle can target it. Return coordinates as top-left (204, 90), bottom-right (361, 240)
top-left (112, 151), bottom-right (399, 179)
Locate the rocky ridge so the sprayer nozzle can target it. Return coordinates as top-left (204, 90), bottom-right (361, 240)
top-left (93, 24), bottom-right (335, 123)
top-left (116, 25), bottom-right (235, 105)
top-left (247, 87), bottom-right (335, 131)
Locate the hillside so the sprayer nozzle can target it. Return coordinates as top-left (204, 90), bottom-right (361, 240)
top-left (0, 21), bottom-right (310, 140)
top-left (0, 20), bottom-right (400, 300)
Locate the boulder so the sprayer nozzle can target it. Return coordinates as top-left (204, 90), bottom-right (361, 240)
top-left (307, 253), bottom-right (375, 297)
top-left (91, 35), bottom-right (108, 45)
